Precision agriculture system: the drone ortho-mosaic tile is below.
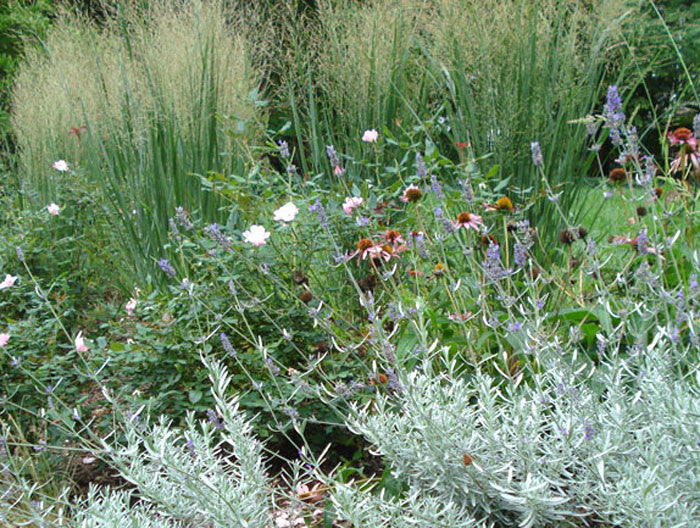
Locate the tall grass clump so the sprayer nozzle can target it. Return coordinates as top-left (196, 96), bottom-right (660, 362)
top-left (12, 0), bottom-right (265, 282)
top-left (424, 0), bottom-right (642, 242)
top-left (282, 0), bottom-right (432, 178)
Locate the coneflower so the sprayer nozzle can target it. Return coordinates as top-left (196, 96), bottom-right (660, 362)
top-left (609, 168), bottom-right (627, 184)
top-left (400, 184), bottom-right (423, 203)
top-left (495, 197), bottom-right (514, 213)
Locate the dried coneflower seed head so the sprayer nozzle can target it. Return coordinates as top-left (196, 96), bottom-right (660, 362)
top-left (299, 290), bottom-right (313, 304)
top-left (636, 206), bottom-right (647, 217)
top-left (357, 238), bottom-right (373, 251)
top-left (480, 234), bottom-right (498, 247)
top-left (293, 269), bottom-right (308, 285)
top-left (405, 187), bottom-right (423, 202)
top-left (559, 229), bottom-right (576, 245)
top-left (578, 226), bottom-right (588, 239)
top-left (654, 187), bottom-right (663, 198)
top-left (495, 196), bottom-right (514, 212)
top-left (385, 229), bottom-right (401, 243)
top-left (609, 168), bottom-right (627, 183)
top-left (377, 373), bottom-right (389, 384)
top-left (358, 274), bottom-right (377, 292)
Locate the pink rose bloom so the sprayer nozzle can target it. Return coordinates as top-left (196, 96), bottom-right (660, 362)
top-left (0, 274), bottom-right (17, 290)
top-left (273, 202), bottom-right (298, 222)
top-left (47, 203), bottom-right (60, 215)
top-left (362, 129), bottom-right (379, 143)
top-left (243, 225), bottom-right (271, 246)
top-left (0, 333), bottom-right (9, 347)
top-left (342, 196), bottom-right (363, 215)
top-left (75, 331), bottom-right (89, 353)
top-left (125, 298), bottom-right (137, 316)
top-left (52, 160), bottom-right (69, 172)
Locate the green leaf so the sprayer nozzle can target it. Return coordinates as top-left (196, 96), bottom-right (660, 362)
top-left (188, 390), bottom-right (203, 404)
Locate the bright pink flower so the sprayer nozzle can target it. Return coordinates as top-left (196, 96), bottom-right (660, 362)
top-left (0, 333), bottom-right (9, 347)
top-left (455, 211), bottom-right (484, 231)
top-left (242, 225), bottom-right (271, 246)
top-left (125, 298), bottom-right (137, 316)
top-left (668, 128), bottom-right (698, 149)
top-left (75, 331), bottom-right (89, 353)
top-left (0, 274), bottom-right (17, 290)
top-left (52, 160), bottom-right (69, 172)
top-left (47, 203), bottom-right (60, 215)
top-left (342, 196), bottom-right (363, 215)
top-left (362, 129), bottom-right (379, 143)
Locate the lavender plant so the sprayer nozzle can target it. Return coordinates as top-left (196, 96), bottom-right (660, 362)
top-left (71, 356), bottom-right (273, 527)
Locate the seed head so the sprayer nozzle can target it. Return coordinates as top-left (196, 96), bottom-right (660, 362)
top-left (495, 197), bottom-right (514, 212)
top-left (609, 168), bottom-right (627, 183)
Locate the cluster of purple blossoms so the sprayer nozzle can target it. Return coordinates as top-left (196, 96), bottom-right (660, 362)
top-left (278, 139), bottom-right (290, 159)
top-left (603, 85), bottom-right (625, 146)
top-left (636, 228), bottom-right (648, 255)
top-left (205, 223), bottom-right (230, 250)
top-left (435, 207), bottom-right (455, 234)
top-left (266, 357), bottom-right (281, 376)
top-left (530, 141), bottom-right (543, 166)
top-left (617, 125), bottom-right (640, 163)
top-left (430, 174), bottom-right (444, 200)
top-left (158, 258), bottom-right (176, 277)
top-left (206, 409), bottom-right (223, 430)
top-left (415, 152), bottom-right (427, 179)
top-left (326, 144), bottom-right (339, 166)
top-left (408, 232), bottom-right (429, 258)
top-left (175, 206), bottom-right (194, 230)
top-left (220, 332), bottom-right (236, 357)
top-left (483, 243), bottom-right (508, 282)
top-left (640, 155), bottom-right (656, 187)
top-left (458, 178), bottom-right (474, 202)
top-left (309, 198), bottom-right (329, 228)
top-left (168, 218), bottom-right (180, 239)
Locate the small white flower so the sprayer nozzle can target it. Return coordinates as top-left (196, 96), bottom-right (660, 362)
top-left (342, 196), bottom-right (363, 215)
top-left (125, 298), bottom-right (138, 316)
top-left (273, 201), bottom-right (299, 222)
top-left (362, 129), bottom-right (379, 143)
top-left (47, 203), bottom-right (60, 215)
top-left (242, 225), bottom-right (271, 246)
top-left (0, 274), bottom-right (17, 290)
top-left (52, 160), bottom-right (69, 172)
